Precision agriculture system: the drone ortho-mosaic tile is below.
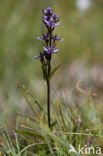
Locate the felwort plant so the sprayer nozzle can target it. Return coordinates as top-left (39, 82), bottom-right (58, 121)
top-left (34, 7), bottom-right (63, 127)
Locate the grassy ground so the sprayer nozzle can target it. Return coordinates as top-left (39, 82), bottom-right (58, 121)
top-left (0, 84), bottom-right (103, 155)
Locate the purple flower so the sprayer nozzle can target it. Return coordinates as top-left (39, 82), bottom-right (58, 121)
top-left (37, 33), bottom-right (49, 41)
top-left (43, 16), bottom-right (60, 28)
top-left (34, 46), bottom-right (59, 60)
top-left (43, 46), bottom-right (59, 54)
top-left (43, 8), bottom-right (60, 28)
top-left (34, 52), bottom-right (44, 63)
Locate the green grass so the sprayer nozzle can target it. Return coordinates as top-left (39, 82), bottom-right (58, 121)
top-left (0, 84), bottom-right (103, 155)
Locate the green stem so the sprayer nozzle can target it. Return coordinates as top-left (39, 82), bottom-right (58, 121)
top-left (47, 60), bottom-right (51, 127)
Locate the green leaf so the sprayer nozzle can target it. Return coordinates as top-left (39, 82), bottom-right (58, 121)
top-left (49, 64), bottom-right (61, 80)
top-left (16, 130), bottom-right (45, 141)
top-left (16, 143), bottom-right (46, 155)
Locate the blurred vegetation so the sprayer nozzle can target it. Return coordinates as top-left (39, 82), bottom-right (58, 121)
top-left (0, 0), bottom-right (103, 122)
top-left (0, 0), bottom-right (103, 97)
top-left (0, 0), bottom-right (103, 113)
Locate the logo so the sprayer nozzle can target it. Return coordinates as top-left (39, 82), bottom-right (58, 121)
top-left (69, 144), bottom-right (78, 153)
top-left (69, 144), bottom-right (102, 155)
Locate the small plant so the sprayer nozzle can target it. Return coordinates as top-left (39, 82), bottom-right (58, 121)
top-left (34, 7), bottom-right (63, 127)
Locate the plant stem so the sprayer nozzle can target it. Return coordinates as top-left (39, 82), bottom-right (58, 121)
top-left (47, 80), bottom-right (50, 127)
top-left (47, 60), bottom-right (51, 128)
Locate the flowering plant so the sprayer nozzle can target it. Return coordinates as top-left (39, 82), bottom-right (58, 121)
top-left (34, 7), bottom-right (63, 127)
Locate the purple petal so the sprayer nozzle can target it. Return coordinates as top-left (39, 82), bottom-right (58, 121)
top-left (53, 15), bottom-right (59, 22)
top-left (43, 18), bottom-right (49, 25)
top-left (53, 49), bottom-right (60, 53)
top-left (43, 15), bottom-right (47, 20)
top-left (47, 7), bottom-right (52, 12)
top-left (47, 7), bottom-right (53, 15)
top-left (37, 37), bottom-right (43, 41)
top-left (34, 56), bottom-right (40, 59)
top-left (43, 46), bottom-right (48, 52)
top-left (59, 38), bottom-right (64, 41)
top-left (52, 36), bottom-right (64, 41)
top-left (55, 22), bottom-right (61, 26)
top-left (57, 38), bottom-right (64, 41)
top-left (42, 9), bottom-right (46, 15)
